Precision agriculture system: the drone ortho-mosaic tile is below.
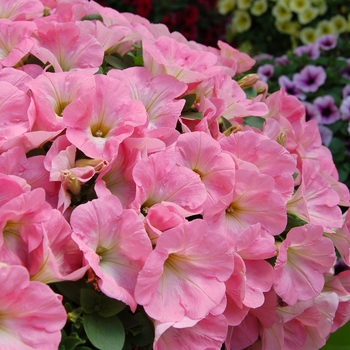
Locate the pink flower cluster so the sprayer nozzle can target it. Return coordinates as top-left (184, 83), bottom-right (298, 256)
top-left (1, 0), bottom-right (350, 349)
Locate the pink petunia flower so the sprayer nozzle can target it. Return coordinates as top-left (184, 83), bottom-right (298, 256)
top-left (135, 219), bottom-right (234, 323)
top-left (0, 19), bottom-right (36, 68)
top-left (205, 168), bottom-right (287, 239)
top-left (0, 81), bottom-right (31, 147)
top-left (153, 313), bottom-right (228, 350)
top-left (173, 131), bottom-right (236, 210)
top-left (64, 74), bottom-right (148, 160)
top-left (27, 71), bottom-right (95, 131)
top-left (0, 264), bottom-right (66, 350)
top-left (71, 195), bottom-right (152, 312)
top-left (131, 149), bottom-right (207, 216)
top-left (274, 224), bottom-right (335, 305)
top-left (220, 130), bottom-right (296, 204)
top-left (142, 36), bottom-right (220, 86)
top-left (0, 0), bottom-right (44, 20)
top-left (108, 67), bottom-right (187, 130)
top-left (30, 21), bottom-right (104, 72)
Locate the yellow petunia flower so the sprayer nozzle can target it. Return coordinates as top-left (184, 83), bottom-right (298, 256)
top-left (275, 20), bottom-right (300, 35)
top-left (272, 2), bottom-right (292, 23)
top-left (331, 14), bottom-right (348, 34)
top-left (290, 0), bottom-right (310, 14)
top-left (237, 0), bottom-right (253, 10)
top-left (298, 6), bottom-right (318, 25)
top-left (316, 20), bottom-right (336, 37)
top-left (231, 10), bottom-right (252, 32)
top-left (311, 0), bottom-right (327, 15)
top-left (217, 0), bottom-right (236, 15)
top-left (300, 26), bottom-right (317, 44)
top-left (250, 0), bottom-right (268, 16)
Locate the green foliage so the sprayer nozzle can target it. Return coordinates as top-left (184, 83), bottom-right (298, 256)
top-left (54, 278), bottom-right (154, 350)
top-left (321, 321), bottom-right (350, 349)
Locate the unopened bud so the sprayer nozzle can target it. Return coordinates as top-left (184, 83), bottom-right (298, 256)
top-left (61, 170), bottom-right (81, 195)
top-left (256, 87), bottom-right (267, 95)
top-left (75, 158), bottom-right (109, 173)
top-left (237, 74), bottom-right (259, 89)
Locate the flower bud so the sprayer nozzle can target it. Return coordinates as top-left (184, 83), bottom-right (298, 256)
top-left (237, 74), bottom-right (259, 89)
top-left (61, 170), bottom-right (81, 195)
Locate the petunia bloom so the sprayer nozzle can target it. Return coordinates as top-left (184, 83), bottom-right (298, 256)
top-left (64, 74), bottom-right (148, 160)
top-left (71, 195), bottom-right (152, 312)
top-left (0, 264), bottom-right (66, 350)
top-left (135, 219), bottom-right (234, 323)
top-left (293, 65), bottom-right (326, 93)
top-left (274, 224), bottom-right (335, 305)
top-left (314, 95), bottom-right (340, 124)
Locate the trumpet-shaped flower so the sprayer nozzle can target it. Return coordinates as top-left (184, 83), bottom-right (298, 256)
top-left (142, 36), bottom-right (220, 85)
top-left (108, 67), bottom-right (187, 130)
top-left (71, 195), bottom-right (152, 312)
top-left (287, 159), bottom-right (343, 232)
top-left (174, 131), bottom-right (236, 209)
top-left (131, 149), bottom-right (207, 215)
top-left (274, 224), bottom-right (335, 305)
top-left (28, 209), bottom-right (88, 283)
top-left (0, 264), bottom-right (66, 350)
top-left (205, 169), bottom-right (287, 239)
top-left (27, 71), bottom-right (95, 131)
top-left (314, 95), bottom-right (340, 125)
top-left (0, 0), bottom-right (44, 20)
top-left (220, 130), bottom-right (296, 203)
top-left (293, 65), bottom-right (326, 93)
top-left (0, 19), bottom-right (36, 68)
top-left (0, 81), bottom-right (30, 147)
top-left (0, 188), bottom-right (51, 268)
top-left (95, 144), bottom-right (136, 208)
top-left (135, 219), bottom-right (234, 323)
top-left (153, 314), bottom-right (228, 350)
top-left (64, 74), bottom-right (148, 160)
top-left (30, 21), bottom-right (104, 72)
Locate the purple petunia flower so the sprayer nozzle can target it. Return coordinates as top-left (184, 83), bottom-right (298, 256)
top-left (318, 124), bottom-right (333, 146)
top-left (293, 65), bottom-right (326, 93)
top-left (340, 96), bottom-right (350, 121)
top-left (316, 34), bottom-right (338, 51)
top-left (275, 54), bottom-right (290, 66)
top-left (294, 43), bottom-right (320, 60)
top-left (313, 95), bottom-right (340, 124)
top-left (257, 64), bottom-right (274, 82)
top-left (342, 84), bottom-right (350, 99)
top-left (302, 101), bottom-right (321, 122)
top-left (254, 53), bottom-right (274, 63)
top-left (279, 75), bottom-right (306, 100)
top-left (341, 58), bottom-right (350, 80)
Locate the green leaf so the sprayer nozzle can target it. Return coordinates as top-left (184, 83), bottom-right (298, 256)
top-left (59, 335), bottom-right (85, 350)
top-left (321, 321), bottom-right (350, 349)
top-left (243, 116), bottom-right (265, 130)
top-left (80, 289), bottom-right (126, 317)
top-left (181, 94), bottom-right (196, 112)
top-left (80, 289), bottom-right (101, 314)
top-left (244, 87), bottom-right (258, 98)
top-left (128, 312), bottom-right (154, 347)
top-left (104, 55), bottom-right (128, 70)
top-left (98, 294), bottom-right (127, 317)
top-left (284, 213), bottom-right (308, 233)
top-left (56, 280), bottom-right (89, 304)
top-left (181, 111), bottom-right (203, 120)
top-left (84, 313), bottom-right (125, 350)
top-left (81, 14), bottom-right (103, 22)
top-left (221, 116), bottom-right (232, 131)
